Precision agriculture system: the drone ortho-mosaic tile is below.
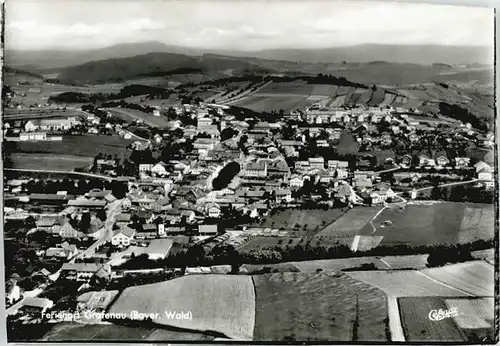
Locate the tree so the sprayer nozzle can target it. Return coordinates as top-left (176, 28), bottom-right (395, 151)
top-left (337, 132), bottom-right (359, 156)
top-left (79, 213), bottom-right (91, 232)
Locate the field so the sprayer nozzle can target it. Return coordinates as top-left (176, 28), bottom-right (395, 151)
top-left (316, 207), bottom-right (382, 238)
top-left (346, 270), bottom-right (472, 297)
top-left (378, 255), bottom-right (429, 269)
top-left (252, 272), bottom-right (388, 341)
top-left (237, 236), bottom-right (302, 252)
top-left (290, 257), bottom-right (388, 272)
top-left (458, 204), bottom-right (495, 243)
top-left (257, 208), bottom-right (346, 233)
top-left (256, 81), bottom-right (314, 95)
top-left (471, 248), bottom-right (494, 264)
top-left (8, 153), bottom-right (94, 170)
top-left (12, 135), bottom-right (135, 158)
top-left (107, 275), bottom-right (255, 340)
top-left (445, 297), bottom-right (494, 329)
top-left (420, 261), bottom-right (494, 296)
top-left (108, 107), bottom-right (171, 128)
top-left (232, 95), bottom-right (309, 112)
top-left (41, 323), bottom-right (214, 341)
top-left (4, 108), bottom-right (87, 121)
top-left (398, 297), bottom-right (466, 341)
top-left (362, 203), bottom-right (494, 246)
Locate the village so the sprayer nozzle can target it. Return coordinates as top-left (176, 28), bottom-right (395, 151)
top-left (3, 98), bottom-right (495, 326)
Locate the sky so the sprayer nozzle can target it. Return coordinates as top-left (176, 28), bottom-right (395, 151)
top-left (6, 0), bottom-right (495, 51)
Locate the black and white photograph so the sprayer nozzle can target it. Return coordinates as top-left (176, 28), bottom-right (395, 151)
top-left (2, 0), bottom-right (497, 343)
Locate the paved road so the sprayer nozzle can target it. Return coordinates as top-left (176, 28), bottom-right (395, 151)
top-left (6, 288), bottom-right (44, 316)
top-left (73, 199), bottom-right (124, 261)
top-left (5, 168), bottom-right (114, 181)
top-left (387, 296), bottom-right (406, 341)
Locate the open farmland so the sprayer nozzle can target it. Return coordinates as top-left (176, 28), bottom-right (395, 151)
top-left (108, 107), bottom-right (170, 128)
top-left (420, 261), bottom-right (494, 296)
top-left (107, 275), bottom-right (255, 340)
top-left (316, 207), bottom-right (382, 238)
top-left (378, 255), bottom-right (429, 269)
top-left (12, 135), bottom-right (135, 157)
top-left (458, 204), bottom-right (495, 243)
top-left (346, 270), bottom-right (472, 297)
top-left (257, 208), bottom-right (346, 233)
top-left (8, 153), bottom-right (93, 170)
top-left (252, 272), bottom-right (389, 341)
top-left (290, 257), bottom-right (388, 272)
top-left (398, 297), bottom-right (466, 341)
top-left (444, 297), bottom-right (494, 341)
top-left (256, 81), bottom-right (314, 95)
top-left (4, 107), bottom-right (87, 120)
top-left (231, 95), bottom-right (309, 112)
top-left (41, 323), bottom-right (214, 341)
top-left (363, 203), bottom-right (494, 246)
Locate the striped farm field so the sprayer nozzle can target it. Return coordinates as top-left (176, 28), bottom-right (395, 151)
top-left (311, 84), bottom-right (339, 96)
top-left (398, 297), bottom-right (466, 341)
top-left (458, 204), bottom-right (495, 243)
top-left (256, 81), bottom-right (314, 95)
top-left (329, 95), bottom-right (346, 107)
top-left (107, 275), bottom-right (256, 340)
top-left (232, 95), bottom-right (307, 112)
top-left (367, 90), bottom-right (386, 106)
top-left (356, 90), bottom-right (373, 105)
top-left (378, 255), bottom-right (429, 269)
top-left (379, 92), bottom-right (396, 106)
top-left (346, 270), bottom-right (471, 297)
top-left (444, 297), bottom-right (494, 330)
top-left (400, 99), bottom-right (423, 110)
top-left (352, 235), bottom-right (384, 252)
top-left (316, 207), bottom-right (382, 238)
top-left (252, 272), bottom-right (389, 341)
top-left (391, 95), bottom-right (408, 107)
top-left (366, 203), bottom-right (494, 247)
top-left (420, 261), bottom-right (494, 297)
top-left (290, 257), bottom-right (388, 272)
top-left (334, 86), bottom-right (352, 96)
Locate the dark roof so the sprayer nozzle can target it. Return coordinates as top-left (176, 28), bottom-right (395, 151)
top-left (29, 193), bottom-right (69, 201)
top-left (68, 199), bottom-right (107, 207)
top-left (88, 190), bottom-right (113, 198)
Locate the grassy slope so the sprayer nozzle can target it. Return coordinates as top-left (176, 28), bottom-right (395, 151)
top-left (252, 271), bottom-right (388, 341)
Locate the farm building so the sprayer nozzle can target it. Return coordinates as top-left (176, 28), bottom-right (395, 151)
top-left (111, 226), bottom-right (136, 247)
top-left (60, 263), bottom-right (112, 281)
top-left (20, 298), bottom-right (54, 316)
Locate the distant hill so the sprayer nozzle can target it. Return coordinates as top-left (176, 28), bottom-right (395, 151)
top-left (56, 52), bottom-right (202, 83)
top-left (6, 42), bottom-right (493, 70)
top-left (247, 44), bottom-right (493, 66)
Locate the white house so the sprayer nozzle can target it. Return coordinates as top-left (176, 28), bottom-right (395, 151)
top-left (111, 226), bottom-right (135, 247)
top-left (289, 176), bottom-right (304, 188)
top-left (6, 280), bottom-right (21, 305)
top-left (139, 164), bottom-right (154, 173)
top-left (151, 162), bottom-right (168, 176)
top-left (207, 203), bottom-right (221, 218)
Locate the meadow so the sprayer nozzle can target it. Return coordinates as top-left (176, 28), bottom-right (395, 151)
top-left (8, 153), bottom-right (94, 171)
top-left (362, 203), bottom-right (494, 246)
top-left (398, 297), bottom-right (466, 341)
top-left (107, 275), bottom-right (256, 340)
top-left (257, 208), bottom-right (347, 233)
top-left (252, 272), bottom-right (389, 341)
top-left (13, 135), bottom-right (135, 157)
top-left (108, 108), bottom-right (171, 128)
